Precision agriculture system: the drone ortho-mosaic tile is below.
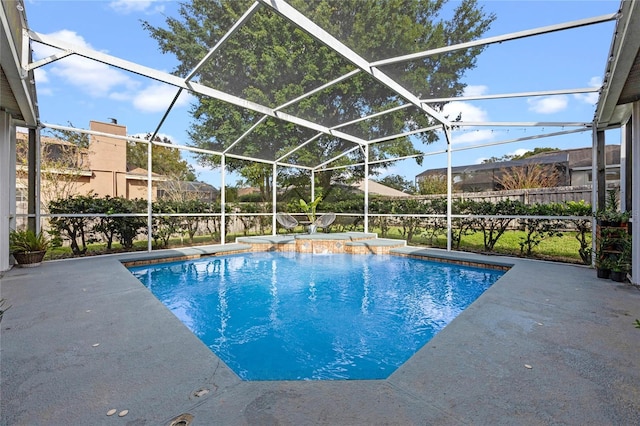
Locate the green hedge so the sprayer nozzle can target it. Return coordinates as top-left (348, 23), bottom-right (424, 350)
top-left (47, 195), bottom-right (593, 263)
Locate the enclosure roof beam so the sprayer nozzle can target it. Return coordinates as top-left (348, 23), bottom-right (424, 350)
top-left (274, 69), bottom-right (361, 113)
top-left (226, 69), bottom-right (363, 159)
top-left (454, 121), bottom-right (592, 127)
top-left (424, 87), bottom-right (600, 103)
top-left (322, 149), bottom-right (446, 172)
top-left (451, 128), bottom-right (589, 152)
top-left (331, 103), bottom-right (413, 130)
top-left (42, 122), bottom-right (228, 157)
top-left (371, 13), bottom-right (617, 67)
top-left (366, 125), bottom-right (441, 145)
top-left (314, 146), bottom-right (361, 171)
top-left (26, 50), bottom-right (72, 71)
top-left (185, 1), bottom-right (260, 82)
top-left (275, 162), bottom-right (313, 171)
top-left (28, 30), bottom-right (369, 147)
top-left (276, 133), bottom-right (323, 163)
top-left (223, 116), bottom-right (269, 155)
top-left (322, 127), bottom-right (590, 170)
top-left (259, 0), bottom-right (451, 127)
top-left (146, 3), bottom-right (263, 161)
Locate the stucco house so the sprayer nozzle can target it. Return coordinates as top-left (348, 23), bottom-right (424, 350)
top-left (15, 120), bottom-right (217, 212)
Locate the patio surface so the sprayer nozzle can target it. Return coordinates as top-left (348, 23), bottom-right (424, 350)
top-left (1, 237), bottom-right (639, 425)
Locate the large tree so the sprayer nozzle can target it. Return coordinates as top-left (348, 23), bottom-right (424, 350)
top-left (127, 134), bottom-right (196, 181)
top-left (375, 174), bottom-right (416, 193)
top-left (143, 0), bottom-right (495, 201)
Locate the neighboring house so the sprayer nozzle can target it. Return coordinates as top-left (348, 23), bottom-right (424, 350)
top-left (16, 120), bottom-right (217, 209)
top-left (351, 179), bottom-right (412, 197)
top-left (415, 146), bottom-right (621, 192)
top-left (157, 180), bottom-right (218, 202)
top-left (237, 179), bottom-right (409, 201)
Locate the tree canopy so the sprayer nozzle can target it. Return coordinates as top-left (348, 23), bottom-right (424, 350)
top-left (143, 0), bottom-right (495, 200)
top-left (375, 174), bottom-right (416, 193)
top-left (482, 147), bottom-right (560, 163)
top-left (127, 134), bottom-right (196, 181)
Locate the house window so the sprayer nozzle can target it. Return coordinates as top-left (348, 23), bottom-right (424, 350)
top-left (586, 169), bottom-right (620, 183)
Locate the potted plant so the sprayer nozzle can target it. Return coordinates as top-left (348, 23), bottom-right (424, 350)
top-left (595, 189), bottom-right (630, 227)
top-left (595, 256), bottom-right (613, 279)
top-left (610, 258), bottom-right (628, 282)
top-left (9, 228), bottom-right (50, 267)
top-left (299, 196), bottom-right (322, 233)
top-left (610, 235), bottom-right (632, 282)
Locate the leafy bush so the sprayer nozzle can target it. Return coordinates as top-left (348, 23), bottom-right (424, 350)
top-left (49, 194), bottom-right (100, 255)
top-left (517, 203), bottom-right (563, 256)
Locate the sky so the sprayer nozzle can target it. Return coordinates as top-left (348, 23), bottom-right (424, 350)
top-left (21, 0), bottom-right (623, 188)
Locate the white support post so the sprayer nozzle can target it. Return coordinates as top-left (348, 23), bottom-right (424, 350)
top-left (27, 128), bottom-right (36, 231)
top-left (9, 125), bottom-right (16, 235)
top-left (364, 144), bottom-right (369, 233)
top-left (35, 128), bottom-right (41, 233)
top-left (311, 170), bottom-right (315, 202)
top-left (591, 126), bottom-right (598, 265)
top-left (272, 163), bottom-right (277, 236)
top-left (630, 102), bottom-right (640, 285)
top-left (620, 120), bottom-right (628, 212)
top-left (146, 139), bottom-right (153, 252)
top-left (221, 155), bottom-right (226, 245)
top-left (445, 126), bottom-right (453, 252)
top-left (26, 128), bottom-right (41, 233)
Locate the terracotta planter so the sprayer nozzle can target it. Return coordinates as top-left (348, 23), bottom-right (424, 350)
top-left (12, 251), bottom-right (46, 267)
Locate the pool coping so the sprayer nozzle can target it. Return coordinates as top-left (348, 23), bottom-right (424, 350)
top-left (2, 235), bottom-right (639, 424)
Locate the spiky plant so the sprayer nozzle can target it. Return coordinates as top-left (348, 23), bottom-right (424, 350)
top-left (9, 229), bottom-right (50, 253)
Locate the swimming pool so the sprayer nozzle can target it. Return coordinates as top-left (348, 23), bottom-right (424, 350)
top-left (128, 252), bottom-right (504, 381)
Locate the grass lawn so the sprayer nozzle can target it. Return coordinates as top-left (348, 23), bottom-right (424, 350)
top-left (375, 227), bottom-right (590, 264)
top-left (45, 227), bottom-right (590, 265)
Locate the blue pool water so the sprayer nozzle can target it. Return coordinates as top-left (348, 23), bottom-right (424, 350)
top-left (128, 252), bottom-right (504, 381)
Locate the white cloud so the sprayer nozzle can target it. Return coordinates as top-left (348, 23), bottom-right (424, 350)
top-left (474, 148), bottom-right (531, 165)
top-left (574, 76), bottom-right (602, 105)
top-left (442, 101), bottom-right (488, 122)
top-left (132, 83), bottom-right (195, 113)
top-left (527, 96), bottom-right (568, 114)
top-left (475, 148), bottom-right (531, 164)
top-left (34, 67), bottom-right (48, 84)
top-left (463, 85), bottom-right (488, 97)
top-left (51, 57), bottom-right (139, 97)
top-left (33, 30), bottom-right (139, 98)
top-left (32, 30), bottom-right (193, 115)
top-left (452, 129), bottom-right (495, 145)
top-left (33, 68), bottom-right (52, 95)
top-left (33, 29), bottom-right (96, 57)
top-left (109, 0), bottom-right (166, 14)
top-left (440, 101), bottom-right (493, 146)
top-left (508, 148), bottom-right (531, 157)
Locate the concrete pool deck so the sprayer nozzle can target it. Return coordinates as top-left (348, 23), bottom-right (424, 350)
top-left (1, 237), bottom-right (639, 425)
